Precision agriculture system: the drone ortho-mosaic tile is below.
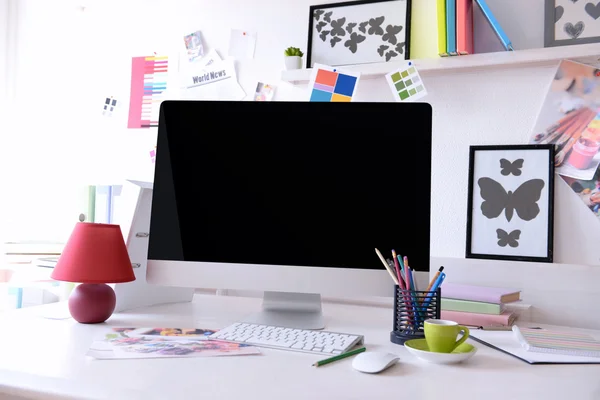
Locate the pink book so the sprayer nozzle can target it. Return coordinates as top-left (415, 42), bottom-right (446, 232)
top-left (456, 0), bottom-right (474, 55)
top-left (441, 310), bottom-right (516, 326)
top-left (442, 283), bottom-right (521, 304)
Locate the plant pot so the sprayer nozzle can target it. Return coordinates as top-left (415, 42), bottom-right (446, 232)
top-left (284, 56), bottom-right (303, 70)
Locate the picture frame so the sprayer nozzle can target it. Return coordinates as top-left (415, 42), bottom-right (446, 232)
top-left (544, 0), bottom-right (600, 47)
top-left (466, 145), bottom-right (555, 263)
top-left (307, 0), bottom-right (411, 68)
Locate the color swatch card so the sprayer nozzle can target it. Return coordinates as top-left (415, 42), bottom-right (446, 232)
top-left (308, 64), bottom-right (360, 102)
top-left (385, 61), bottom-right (427, 102)
top-left (128, 55), bottom-right (168, 128)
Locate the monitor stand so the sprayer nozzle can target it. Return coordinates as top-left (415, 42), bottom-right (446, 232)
top-left (241, 291), bottom-right (325, 330)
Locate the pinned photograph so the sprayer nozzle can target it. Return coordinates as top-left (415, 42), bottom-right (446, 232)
top-left (184, 31), bottom-right (205, 61)
top-left (466, 145), bottom-right (555, 263)
top-left (253, 82), bottom-right (276, 101)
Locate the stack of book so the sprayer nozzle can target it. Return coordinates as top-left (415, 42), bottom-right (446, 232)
top-left (440, 283), bottom-right (521, 327)
top-left (410, 0), bottom-right (512, 59)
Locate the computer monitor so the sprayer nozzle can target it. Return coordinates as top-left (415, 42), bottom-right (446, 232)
top-left (147, 101), bottom-right (433, 329)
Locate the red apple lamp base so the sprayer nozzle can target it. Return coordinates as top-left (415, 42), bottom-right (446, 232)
top-left (68, 283), bottom-right (116, 324)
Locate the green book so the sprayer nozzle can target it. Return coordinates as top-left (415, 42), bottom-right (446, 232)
top-left (441, 298), bottom-right (504, 315)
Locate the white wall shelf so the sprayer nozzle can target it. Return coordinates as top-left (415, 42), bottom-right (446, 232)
top-left (281, 43), bottom-right (600, 84)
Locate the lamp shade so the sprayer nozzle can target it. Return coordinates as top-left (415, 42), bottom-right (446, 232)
top-left (51, 222), bottom-right (135, 284)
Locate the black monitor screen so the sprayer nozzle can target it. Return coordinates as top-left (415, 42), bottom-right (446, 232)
top-left (149, 101), bottom-right (432, 272)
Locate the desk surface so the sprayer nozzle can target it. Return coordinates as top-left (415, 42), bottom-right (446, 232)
top-left (1, 294), bottom-right (599, 400)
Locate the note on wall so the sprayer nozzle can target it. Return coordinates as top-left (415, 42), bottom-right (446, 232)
top-left (127, 55), bottom-right (168, 129)
top-left (228, 29), bottom-right (257, 59)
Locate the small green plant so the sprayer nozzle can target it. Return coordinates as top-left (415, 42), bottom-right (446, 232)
top-left (284, 47), bottom-right (304, 57)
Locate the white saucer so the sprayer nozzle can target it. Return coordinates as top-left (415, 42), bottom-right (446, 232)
top-left (404, 339), bottom-right (477, 364)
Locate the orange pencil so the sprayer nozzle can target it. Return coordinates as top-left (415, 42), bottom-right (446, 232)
top-left (425, 266), bottom-right (445, 293)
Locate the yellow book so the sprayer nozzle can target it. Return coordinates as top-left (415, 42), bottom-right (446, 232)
top-left (410, 0), bottom-right (445, 59)
top-left (437, 0), bottom-right (447, 56)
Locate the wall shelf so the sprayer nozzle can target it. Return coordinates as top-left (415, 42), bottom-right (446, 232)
top-left (281, 43), bottom-right (600, 84)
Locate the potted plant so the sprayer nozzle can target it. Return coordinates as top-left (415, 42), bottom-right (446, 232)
top-left (284, 47), bottom-right (304, 70)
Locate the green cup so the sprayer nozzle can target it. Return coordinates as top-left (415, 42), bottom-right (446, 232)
top-left (424, 319), bottom-right (470, 353)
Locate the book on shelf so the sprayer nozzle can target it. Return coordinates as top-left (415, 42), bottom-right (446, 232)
top-left (442, 283), bottom-right (521, 304)
top-left (409, 0), bottom-right (511, 58)
top-left (441, 298), bottom-right (504, 315)
top-left (441, 310), bottom-right (517, 327)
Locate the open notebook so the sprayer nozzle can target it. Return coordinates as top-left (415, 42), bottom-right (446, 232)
top-left (513, 326), bottom-right (600, 358)
top-left (470, 328), bottom-right (600, 365)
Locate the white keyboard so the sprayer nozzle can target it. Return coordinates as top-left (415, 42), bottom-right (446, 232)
top-left (209, 322), bottom-right (364, 355)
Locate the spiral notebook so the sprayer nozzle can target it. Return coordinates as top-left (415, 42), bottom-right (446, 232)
top-left (513, 326), bottom-right (600, 358)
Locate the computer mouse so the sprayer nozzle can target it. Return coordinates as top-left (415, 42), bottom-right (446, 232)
top-left (352, 351), bottom-right (399, 374)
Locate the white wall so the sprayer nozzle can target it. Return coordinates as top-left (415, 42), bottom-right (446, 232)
top-left (12, 0), bottom-right (600, 326)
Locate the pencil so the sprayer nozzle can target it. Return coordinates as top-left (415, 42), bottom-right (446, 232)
top-left (312, 347), bottom-right (366, 367)
top-left (375, 248), bottom-right (399, 285)
top-left (425, 266), bottom-right (444, 293)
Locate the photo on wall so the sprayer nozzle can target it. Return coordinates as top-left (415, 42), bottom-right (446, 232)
top-left (466, 145), bottom-right (555, 263)
top-left (307, 0), bottom-right (411, 68)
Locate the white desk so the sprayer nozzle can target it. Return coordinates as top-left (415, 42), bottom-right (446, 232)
top-left (0, 294), bottom-right (599, 400)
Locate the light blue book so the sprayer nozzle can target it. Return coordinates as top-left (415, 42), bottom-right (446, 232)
top-left (446, 0), bottom-right (457, 55)
top-left (474, 0), bottom-right (514, 51)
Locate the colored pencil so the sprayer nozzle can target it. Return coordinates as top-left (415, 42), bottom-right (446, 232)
top-left (425, 266), bottom-right (444, 293)
top-left (374, 248), bottom-right (399, 285)
top-left (391, 250), bottom-right (402, 283)
top-left (312, 347), bottom-right (366, 367)
top-left (540, 107), bottom-right (589, 145)
top-left (556, 110), bottom-right (597, 166)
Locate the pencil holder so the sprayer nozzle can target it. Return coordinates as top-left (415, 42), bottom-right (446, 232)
top-left (390, 286), bottom-right (441, 345)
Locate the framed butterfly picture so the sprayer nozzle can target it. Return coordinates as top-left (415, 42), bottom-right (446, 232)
top-left (307, 0), bottom-right (411, 68)
top-left (466, 145), bottom-right (555, 263)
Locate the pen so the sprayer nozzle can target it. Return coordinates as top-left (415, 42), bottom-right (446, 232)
top-left (374, 248), bottom-right (399, 285)
top-left (421, 272), bottom-right (446, 311)
top-left (312, 347), bottom-right (366, 367)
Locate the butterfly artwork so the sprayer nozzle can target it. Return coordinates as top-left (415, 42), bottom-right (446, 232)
top-left (385, 50), bottom-right (398, 62)
top-left (330, 17), bottom-right (346, 36)
top-left (344, 32), bottom-right (366, 54)
top-left (395, 42), bottom-right (405, 54)
top-left (330, 36), bottom-right (342, 47)
top-left (500, 158), bottom-right (524, 176)
top-left (496, 229), bottom-right (521, 248)
top-left (467, 146), bottom-right (554, 263)
top-left (314, 9), bottom-right (325, 20)
top-left (316, 21), bottom-right (327, 33)
top-left (324, 11), bottom-right (333, 23)
top-left (358, 21), bottom-right (369, 34)
top-left (477, 177), bottom-right (545, 222)
top-left (319, 30), bottom-right (330, 42)
top-left (368, 16), bottom-right (385, 35)
top-left (382, 25), bottom-right (402, 44)
top-left (377, 45), bottom-right (389, 57)
top-left (346, 22), bottom-right (357, 34)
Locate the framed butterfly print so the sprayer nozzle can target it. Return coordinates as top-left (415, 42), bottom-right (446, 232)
top-left (466, 145), bottom-right (555, 263)
top-left (307, 0), bottom-right (411, 68)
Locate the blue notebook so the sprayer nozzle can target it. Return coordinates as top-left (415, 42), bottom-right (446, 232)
top-left (445, 0), bottom-right (457, 55)
top-left (474, 0), bottom-right (513, 51)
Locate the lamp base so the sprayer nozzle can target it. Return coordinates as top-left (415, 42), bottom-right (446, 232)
top-left (68, 283), bottom-right (116, 324)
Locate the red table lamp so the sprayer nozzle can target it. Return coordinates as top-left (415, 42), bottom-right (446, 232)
top-left (51, 222), bottom-right (135, 323)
